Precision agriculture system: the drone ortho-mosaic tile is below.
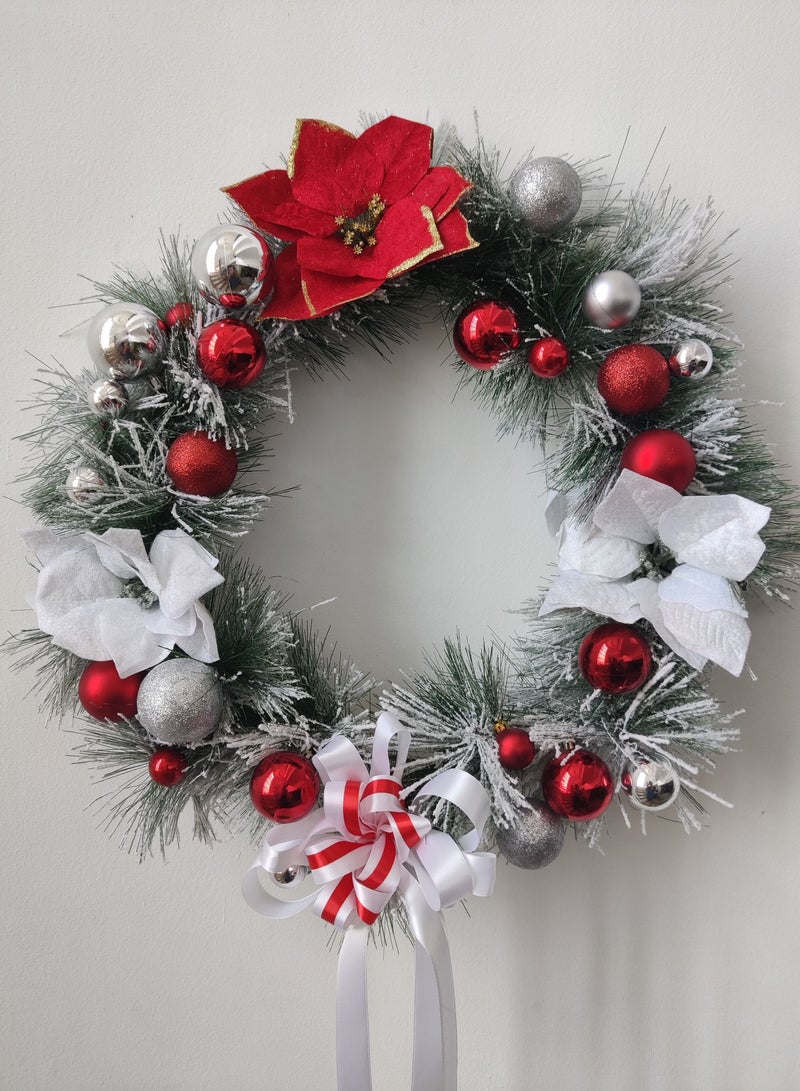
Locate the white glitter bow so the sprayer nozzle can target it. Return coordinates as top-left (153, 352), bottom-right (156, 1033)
top-left (540, 469), bottom-right (770, 676)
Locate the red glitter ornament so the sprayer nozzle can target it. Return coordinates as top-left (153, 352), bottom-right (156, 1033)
top-left (597, 344), bottom-right (671, 415)
top-left (528, 336), bottom-right (570, 378)
top-left (196, 318), bottom-right (267, 389)
top-left (148, 748), bottom-right (188, 786)
top-left (578, 623), bottom-right (652, 693)
top-left (78, 660), bottom-right (145, 721)
top-left (542, 749), bottom-right (614, 821)
top-left (166, 431), bottom-right (238, 497)
top-left (496, 725), bottom-right (537, 770)
top-left (164, 301), bottom-right (194, 330)
top-left (453, 301), bottom-right (521, 368)
top-left (249, 751), bottom-right (321, 822)
top-left (621, 429), bottom-right (697, 492)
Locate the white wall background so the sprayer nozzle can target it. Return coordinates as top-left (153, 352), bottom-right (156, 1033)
top-left (2, 2), bottom-right (799, 1088)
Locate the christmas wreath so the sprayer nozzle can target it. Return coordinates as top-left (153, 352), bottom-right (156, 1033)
top-left (11, 115), bottom-right (800, 1090)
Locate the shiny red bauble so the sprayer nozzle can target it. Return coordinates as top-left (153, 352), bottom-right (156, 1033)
top-left (597, 344), bottom-right (671, 415)
top-left (166, 430), bottom-right (238, 496)
top-left (578, 623), bottom-right (652, 693)
top-left (196, 318), bottom-right (267, 389)
top-left (542, 749), bottom-right (614, 821)
top-left (249, 751), bottom-right (321, 822)
top-left (148, 748), bottom-right (188, 786)
top-left (78, 660), bottom-right (145, 721)
top-left (528, 336), bottom-right (570, 378)
top-left (496, 726), bottom-right (537, 770)
top-left (621, 428), bottom-right (697, 492)
top-left (164, 301), bottom-right (194, 330)
top-left (453, 301), bottom-right (522, 368)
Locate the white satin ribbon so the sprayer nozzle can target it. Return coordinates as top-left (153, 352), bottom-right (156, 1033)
top-left (540, 469), bottom-right (770, 676)
top-left (242, 713), bottom-right (496, 1090)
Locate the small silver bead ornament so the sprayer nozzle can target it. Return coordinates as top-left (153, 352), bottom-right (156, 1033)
top-left (581, 269), bottom-right (642, 330)
top-left (621, 756), bottom-right (680, 811)
top-left (271, 866), bottom-right (310, 887)
top-left (88, 378), bottom-right (129, 418)
top-left (65, 466), bottom-right (104, 506)
top-left (191, 224), bottom-right (275, 308)
top-left (88, 303), bottom-right (165, 381)
top-left (669, 338), bottom-right (714, 380)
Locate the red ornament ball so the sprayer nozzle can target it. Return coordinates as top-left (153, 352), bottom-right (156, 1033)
top-left (496, 725), bottom-right (537, 770)
top-left (542, 749), bottom-right (614, 821)
top-left (578, 623), bottom-right (652, 693)
top-left (621, 429), bottom-right (697, 492)
top-left (164, 301), bottom-right (194, 330)
top-left (528, 336), bottom-right (570, 378)
top-left (249, 751), bottom-right (321, 823)
top-left (597, 344), bottom-right (671, 415)
top-left (196, 318), bottom-right (267, 389)
top-left (78, 660), bottom-right (145, 721)
top-left (166, 431), bottom-right (238, 497)
top-left (453, 301), bottom-right (521, 369)
top-left (148, 748), bottom-right (188, 786)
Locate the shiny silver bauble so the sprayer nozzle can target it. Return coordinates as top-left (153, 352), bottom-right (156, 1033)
top-left (65, 466), bottom-right (104, 506)
top-left (669, 338), bottom-right (714, 380)
top-left (271, 866), bottom-right (310, 887)
top-left (87, 378), bottom-right (129, 418)
top-left (621, 756), bottom-right (680, 811)
top-left (88, 303), bottom-right (165, 381)
top-left (582, 270), bottom-right (641, 330)
top-left (191, 225), bottom-right (275, 309)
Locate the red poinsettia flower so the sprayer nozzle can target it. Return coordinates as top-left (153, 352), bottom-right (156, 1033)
top-left (224, 116), bottom-right (477, 321)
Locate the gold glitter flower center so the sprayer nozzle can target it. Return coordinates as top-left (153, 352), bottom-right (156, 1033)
top-left (335, 194), bottom-right (386, 255)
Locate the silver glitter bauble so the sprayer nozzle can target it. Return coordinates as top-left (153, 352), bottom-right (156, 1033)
top-left (621, 756), bottom-right (680, 811)
top-left (582, 270), bottom-right (642, 330)
top-left (496, 800), bottom-right (567, 869)
top-left (271, 865), bottom-right (309, 887)
top-left (88, 378), bottom-right (129, 418)
top-left (136, 659), bottom-right (224, 746)
top-left (509, 157), bottom-right (583, 235)
top-left (669, 338), bottom-right (714, 380)
top-left (65, 466), bottom-right (104, 506)
top-left (88, 303), bottom-right (165, 381)
top-left (191, 225), bottom-right (275, 309)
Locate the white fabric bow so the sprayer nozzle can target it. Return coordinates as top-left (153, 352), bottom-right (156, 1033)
top-left (540, 469), bottom-right (770, 676)
top-left (25, 526), bottom-right (224, 677)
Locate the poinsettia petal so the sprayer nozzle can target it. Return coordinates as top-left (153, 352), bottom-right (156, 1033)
top-left (418, 208), bottom-right (477, 265)
top-left (408, 165), bottom-right (472, 222)
top-left (224, 169), bottom-right (336, 241)
top-left (356, 116), bottom-right (434, 204)
top-left (260, 246), bottom-right (315, 320)
top-left (301, 268), bottom-right (385, 317)
top-left (297, 198), bottom-right (442, 280)
top-left (289, 118), bottom-right (383, 219)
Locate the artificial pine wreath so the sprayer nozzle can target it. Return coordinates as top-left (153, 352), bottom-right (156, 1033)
top-left (10, 113), bottom-right (800, 1086)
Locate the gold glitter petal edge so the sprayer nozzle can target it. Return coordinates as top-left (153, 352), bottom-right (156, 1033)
top-left (287, 118), bottom-right (357, 180)
top-left (386, 206), bottom-right (442, 279)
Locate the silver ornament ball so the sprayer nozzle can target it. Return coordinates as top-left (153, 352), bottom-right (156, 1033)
top-left (271, 865), bottom-right (309, 887)
top-left (191, 225), bottom-right (275, 309)
top-left (669, 338), bottom-right (714, 380)
top-left (88, 303), bottom-right (165, 381)
top-left (509, 157), bottom-right (583, 235)
top-left (65, 466), bottom-right (104, 506)
top-left (136, 659), bottom-right (224, 746)
top-left (582, 270), bottom-right (642, 330)
top-left (88, 378), bottom-right (129, 418)
top-left (496, 800), bottom-right (567, 870)
top-left (621, 756), bottom-right (680, 812)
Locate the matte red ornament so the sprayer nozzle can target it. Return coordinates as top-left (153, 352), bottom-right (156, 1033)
top-left (78, 660), bottom-right (145, 721)
top-left (542, 749), bottom-right (614, 821)
top-left (597, 344), bottom-right (671, 415)
top-left (496, 726), bottom-right (537, 770)
top-left (166, 431), bottom-right (238, 497)
top-left (453, 301), bottom-right (521, 368)
top-left (196, 318), bottom-right (267, 389)
top-left (164, 301), bottom-right (194, 330)
top-left (528, 336), bottom-right (570, 378)
top-left (621, 429), bottom-right (697, 492)
top-left (148, 748), bottom-right (188, 786)
top-left (578, 623), bottom-right (652, 693)
top-left (249, 751), bottom-right (321, 822)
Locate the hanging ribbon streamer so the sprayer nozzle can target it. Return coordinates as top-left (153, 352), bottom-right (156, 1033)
top-left (242, 712), bottom-right (496, 1091)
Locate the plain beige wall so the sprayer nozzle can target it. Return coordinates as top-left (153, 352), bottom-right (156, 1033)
top-left (2, 1), bottom-right (799, 1088)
